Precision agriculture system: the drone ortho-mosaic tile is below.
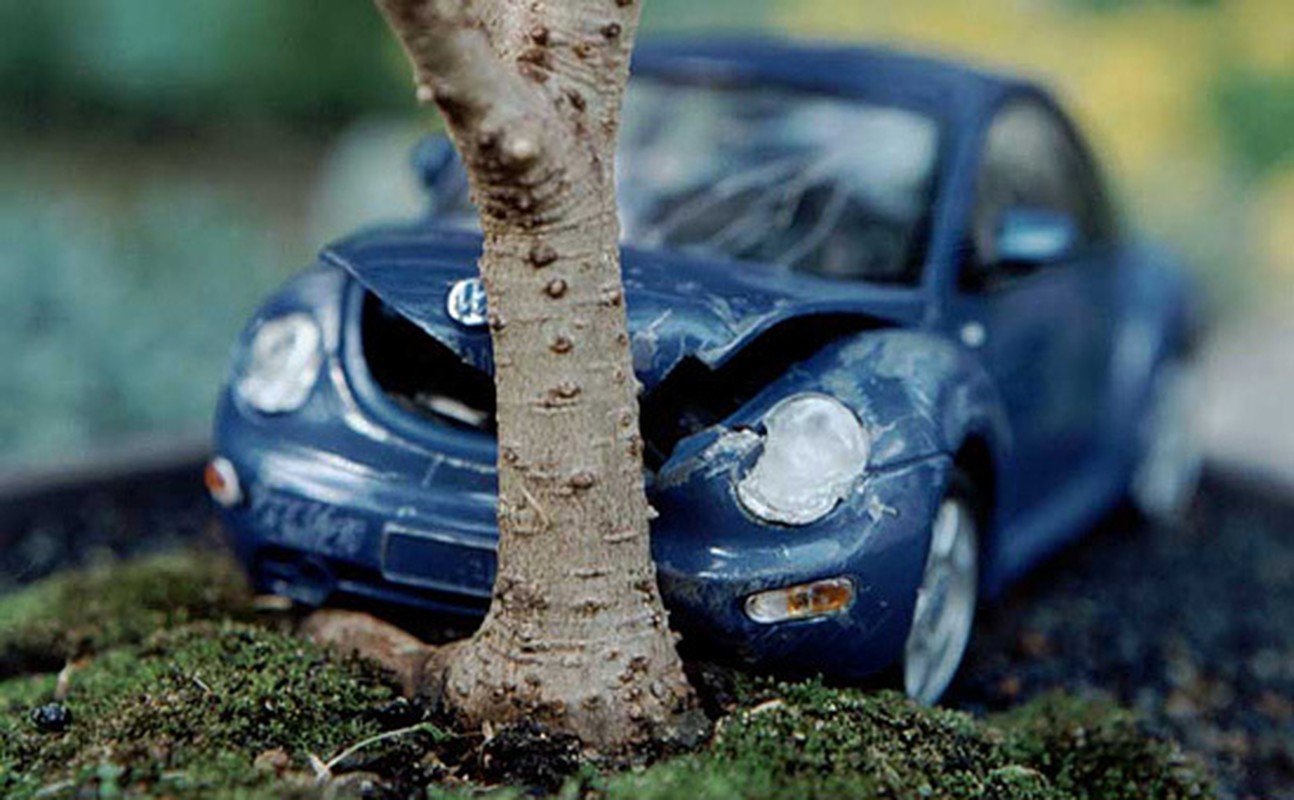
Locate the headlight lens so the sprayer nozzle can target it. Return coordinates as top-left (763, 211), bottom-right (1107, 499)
top-left (236, 313), bottom-right (323, 414)
top-left (736, 394), bottom-right (870, 526)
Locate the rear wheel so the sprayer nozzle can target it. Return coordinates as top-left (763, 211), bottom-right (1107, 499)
top-left (902, 474), bottom-right (980, 705)
top-left (1131, 360), bottom-right (1203, 524)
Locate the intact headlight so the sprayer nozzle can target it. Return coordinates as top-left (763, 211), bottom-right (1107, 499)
top-left (236, 313), bottom-right (323, 414)
top-left (736, 394), bottom-right (871, 526)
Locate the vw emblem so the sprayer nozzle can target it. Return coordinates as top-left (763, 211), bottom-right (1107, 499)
top-left (446, 277), bottom-right (489, 328)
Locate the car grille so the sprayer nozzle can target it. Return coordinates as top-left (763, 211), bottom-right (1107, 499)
top-left (359, 291), bottom-right (498, 433)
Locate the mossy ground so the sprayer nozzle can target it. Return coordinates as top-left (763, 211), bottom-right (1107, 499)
top-left (0, 550), bottom-right (1214, 799)
top-left (0, 551), bottom-right (253, 679)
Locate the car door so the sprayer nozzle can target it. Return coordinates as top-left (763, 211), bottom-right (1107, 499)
top-left (946, 98), bottom-right (1119, 523)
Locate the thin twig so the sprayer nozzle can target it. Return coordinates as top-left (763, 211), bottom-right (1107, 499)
top-left (324, 723), bottom-right (443, 773)
top-left (307, 752), bottom-right (331, 782)
top-left (33, 780), bottom-right (75, 798)
top-left (747, 698), bottom-right (786, 716)
top-left (54, 661), bottom-right (75, 701)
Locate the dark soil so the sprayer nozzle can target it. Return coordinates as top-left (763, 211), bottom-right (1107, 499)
top-left (0, 460), bottom-right (210, 594)
top-left (951, 475), bottom-right (1294, 800)
top-left (476, 720), bottom-right (583, 790)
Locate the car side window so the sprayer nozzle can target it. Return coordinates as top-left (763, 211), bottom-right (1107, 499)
top-left (966, 100), bottom-right (1114, 288)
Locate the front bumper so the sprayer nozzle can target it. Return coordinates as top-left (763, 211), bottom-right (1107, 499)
top-left (214, 379), bottom-right (501, 620)
top-left (217, 388), bottom-right (950, 681)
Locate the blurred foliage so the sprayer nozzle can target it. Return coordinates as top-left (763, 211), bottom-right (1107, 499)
top-left (0, 1), bottom-right (405, 132)
top-left (0, 0), bottom-right (1289, 463)
top-left (0, 0), bottom-right (771, 133)
top-left (1214, 71), bottom-right (1294, 175)
top-left (0, 141), bottom-right (304, 460)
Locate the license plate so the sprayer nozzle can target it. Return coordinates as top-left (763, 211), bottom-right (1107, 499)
top-left (380, 525), bottom-right (496, 598)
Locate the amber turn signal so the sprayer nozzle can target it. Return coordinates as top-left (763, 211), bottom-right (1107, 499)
top-left (205, 457), bottom-right (243, 508)
top-left (744, 577), bottom-right (855, 624)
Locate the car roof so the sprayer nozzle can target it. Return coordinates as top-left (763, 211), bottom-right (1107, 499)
top-left (632, 37), bottom-right (1033, 128)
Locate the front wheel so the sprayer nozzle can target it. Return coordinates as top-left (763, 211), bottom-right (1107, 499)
top-left (902, 476), bottom-right (981, 705)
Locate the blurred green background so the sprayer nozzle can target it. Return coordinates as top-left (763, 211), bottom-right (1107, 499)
top-left (2, 0), bottom-right (1291, 468)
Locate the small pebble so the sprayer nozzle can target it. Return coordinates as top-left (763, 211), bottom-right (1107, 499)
top-left (254, 748), bottom-right (292, 774)
top-left (31, 703), bottom-right (72, 733)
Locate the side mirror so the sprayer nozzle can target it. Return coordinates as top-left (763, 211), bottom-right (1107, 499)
top-left (995, 207), bottom-right (1080, 271)
top-left (411, 135), bottom-right (466, 207)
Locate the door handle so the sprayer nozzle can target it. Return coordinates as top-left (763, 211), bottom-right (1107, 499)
top-left (960, 321), bottom-right (988, 349)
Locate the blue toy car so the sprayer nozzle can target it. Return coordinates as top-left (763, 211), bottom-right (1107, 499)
top-left (209, 39), bottom-right (1201, 704)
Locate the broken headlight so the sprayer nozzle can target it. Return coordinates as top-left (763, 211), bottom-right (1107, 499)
top-left (236, 313), bottom-right (323, 414)
top-left (736, 394), bottom-right (870, 526)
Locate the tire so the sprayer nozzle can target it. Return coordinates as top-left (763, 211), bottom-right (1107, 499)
top-left (1130, 359), bottom-right (1203, 525)
top-left (901, 471), bottom-right (981, 706)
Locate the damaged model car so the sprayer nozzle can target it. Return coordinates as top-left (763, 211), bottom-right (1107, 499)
top-left (210, 39), bottom-right (1200, 704)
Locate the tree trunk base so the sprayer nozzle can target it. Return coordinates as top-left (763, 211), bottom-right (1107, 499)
top-left (440, 618), bottom-right (700, 751)
top-left (303, 609), bottom-right (704, 752)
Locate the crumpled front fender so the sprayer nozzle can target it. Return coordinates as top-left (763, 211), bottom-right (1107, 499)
top-left (657, 328), bottom-right (1010, 486)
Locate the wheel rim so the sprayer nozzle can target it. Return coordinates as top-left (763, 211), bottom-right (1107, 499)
top-left (903, 497), bottom-right (979, 705)
top-left (1132, 363), bottom-right (1203, 522)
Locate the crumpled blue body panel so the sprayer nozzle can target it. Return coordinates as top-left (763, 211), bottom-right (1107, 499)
top-left (322, 224), bottom-right (925, 388)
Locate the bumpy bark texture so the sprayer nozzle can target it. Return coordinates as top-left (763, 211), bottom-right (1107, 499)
top-left (373, 0), bottom-right (694, 748)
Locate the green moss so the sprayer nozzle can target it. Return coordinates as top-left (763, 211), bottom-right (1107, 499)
top-left (0, 621), bottom-right (414, 799)
top-left (0, 550), bottom-right (254, 678)
top-left (503, 683), bottom-right (1210, 800)
top-left (995, 692), bottom-right (1210, 799)
top-left (0, 553), bottom-right (1214, 799)
top-left (590, 684), bottom-right (1001, 800)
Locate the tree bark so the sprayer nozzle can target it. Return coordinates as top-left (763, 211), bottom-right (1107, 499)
top-left (372, 0), bottom-right (694, 749)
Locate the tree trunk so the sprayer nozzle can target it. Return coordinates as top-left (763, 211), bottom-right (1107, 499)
top-left (372, 0), bottom-right (694, 749)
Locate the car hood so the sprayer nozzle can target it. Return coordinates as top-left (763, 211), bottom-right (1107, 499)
top-left (322, 222), bottom-right (925, 388)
